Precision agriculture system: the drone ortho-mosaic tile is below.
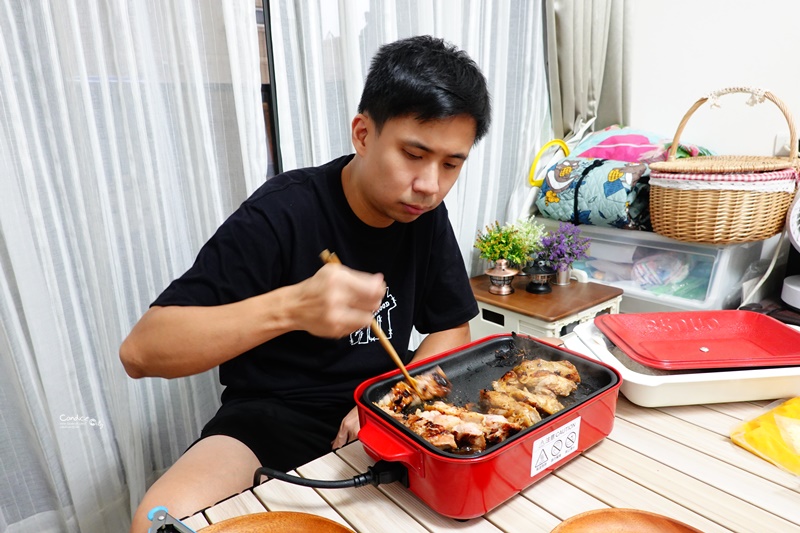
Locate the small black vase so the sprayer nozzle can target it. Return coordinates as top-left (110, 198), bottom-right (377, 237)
top-left (524, 260), bottom-right (556, 294)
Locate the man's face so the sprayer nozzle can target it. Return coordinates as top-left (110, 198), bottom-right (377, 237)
top-left (349, 113), bottom-right (477, 227)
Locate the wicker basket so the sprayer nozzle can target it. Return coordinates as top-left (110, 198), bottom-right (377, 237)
top-left (648, 87), bottom-right (799, 244)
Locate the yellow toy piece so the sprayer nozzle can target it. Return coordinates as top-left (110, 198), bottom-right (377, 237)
top-left (544, 190), bottom-right (560, 205)
top-left (607, 168), bottom-right (623, 182)
top-left (730, 397), bottom-right (800, 475)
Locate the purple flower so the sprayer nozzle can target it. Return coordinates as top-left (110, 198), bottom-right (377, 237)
top-left (539, 222), bottom-right (590, 271)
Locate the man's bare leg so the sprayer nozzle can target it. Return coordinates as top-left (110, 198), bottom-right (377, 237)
top-left (129, 435), bottom-right (260, 533)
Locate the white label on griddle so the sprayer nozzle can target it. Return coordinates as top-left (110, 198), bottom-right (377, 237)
top-left (531, 416), bottom-right (581, 476)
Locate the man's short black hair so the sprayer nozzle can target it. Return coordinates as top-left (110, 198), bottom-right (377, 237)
top-left (357, 35), bottom-right (491, 143)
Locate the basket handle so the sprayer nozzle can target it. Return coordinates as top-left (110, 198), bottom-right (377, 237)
top-left (666, 87), bottom-right (798, 161)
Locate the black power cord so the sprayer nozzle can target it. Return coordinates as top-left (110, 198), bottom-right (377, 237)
top-left (253, 460), bottom-right (408, 489)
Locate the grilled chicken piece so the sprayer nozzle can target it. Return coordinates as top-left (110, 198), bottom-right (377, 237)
top-left (479, 390), bottom-right (542, 428)
top-left (480, 413), bottom-right (523, 446)
top-left (425, 401), bottom-right (486, 423)
top-left (453, 422), bottom-right (486, 451)
top-left (376, 366), bottom-right (452, 413)
top-left (423, 402), bottom-right (521, 450)
top-left (376, 380), bottom-right (421, 413)
top-left (406, 409), bottom-right (485, 451)
top-left (414, 366), bottom-right (452, 400)
top-left (500, 360), bottom-right (579, 397)
top-left (515, 359), bottom-right (581, 383)
top-left (492, 379), bottom-right (565, 415)
top-left (517, 369), bottom-right (578, 397)
top-left (405, 412), bottom-right (457, 450)
top-left (492, 381), bottom-right (564, 415)
top-left (496, 370), bottom-right (523, 387)
top-left (418, 409), bottom-right (463, 431)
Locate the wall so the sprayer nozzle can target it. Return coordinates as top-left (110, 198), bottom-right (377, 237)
top-left (625, 0), bottom-right (800, 156)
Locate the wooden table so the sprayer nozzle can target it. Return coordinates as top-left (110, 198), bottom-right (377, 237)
top-left (469, 275), bottom-right (623, 339)
top-left (182, 334), bottom-right (800, 533)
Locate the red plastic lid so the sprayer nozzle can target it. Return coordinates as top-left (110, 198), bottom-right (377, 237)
top-left (594, 310), bottom-right (800, 370)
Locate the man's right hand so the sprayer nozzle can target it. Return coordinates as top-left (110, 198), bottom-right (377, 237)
top-left (290, 262), bottom-right (386, 339)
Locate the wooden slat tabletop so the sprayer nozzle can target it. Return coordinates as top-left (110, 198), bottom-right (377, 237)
top-left (183, 334), bottom-right (800, 533)
top-left (252, 469), bottom-right (353, 527)
top-left (469, 275), bottom-right (623, 322)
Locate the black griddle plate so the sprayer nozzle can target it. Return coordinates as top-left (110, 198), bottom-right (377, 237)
top-left (360, 333), bottom-right (620, 458)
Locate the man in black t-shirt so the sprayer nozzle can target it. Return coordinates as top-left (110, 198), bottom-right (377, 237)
top-left (122, 35), bottom-right (491, 530)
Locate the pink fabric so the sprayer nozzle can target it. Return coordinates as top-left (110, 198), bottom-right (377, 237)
top-left (578, 134), bottom-right (660, 162)
top-left (570, 126), bottom-right (713, 164)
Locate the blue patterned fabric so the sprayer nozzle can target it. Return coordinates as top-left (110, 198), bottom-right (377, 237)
top-left (536, 157), bottom-right (651, 229)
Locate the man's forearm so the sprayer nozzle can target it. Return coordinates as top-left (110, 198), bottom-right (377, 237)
top-left (411, 322), bottom-right (471, 363)
top-left (119, 287), bottom-right (296, 379)
top-left (120, 263), bottom-right (388, 379)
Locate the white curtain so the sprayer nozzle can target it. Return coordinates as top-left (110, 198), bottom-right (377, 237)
top-left (268, 0), bottom-right (552, 277)
top-left (0, 1), bottom-right (267, 531)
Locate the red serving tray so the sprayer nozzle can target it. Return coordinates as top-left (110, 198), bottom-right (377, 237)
top-left (594, 310), bottom-right (800, 371)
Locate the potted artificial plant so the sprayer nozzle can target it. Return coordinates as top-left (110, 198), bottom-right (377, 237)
top-left (539, 222), bottom-right (590, 285)
top-left (474, 218), bottom-right (544, 295)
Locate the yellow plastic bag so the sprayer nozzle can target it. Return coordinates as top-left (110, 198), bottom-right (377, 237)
top-left (730, 397), bottom-right (800, 475)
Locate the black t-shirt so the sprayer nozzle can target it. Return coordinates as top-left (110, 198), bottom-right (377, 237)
top-left (153, 154), bottom-right (478, 412)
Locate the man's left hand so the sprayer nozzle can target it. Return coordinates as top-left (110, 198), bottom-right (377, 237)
top-left (332, 406), bottom-right (360, 449)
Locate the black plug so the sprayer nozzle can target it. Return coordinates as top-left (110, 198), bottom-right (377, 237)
top-left (253, 460), bottom-right (408, 490)
top-left (367, 460), bottom-right (408, 487)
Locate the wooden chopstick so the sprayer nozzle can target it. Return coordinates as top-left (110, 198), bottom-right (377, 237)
top-left (319, 249), bottom-right (423, 396)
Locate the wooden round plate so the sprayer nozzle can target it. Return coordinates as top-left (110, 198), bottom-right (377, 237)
top-left (551, 508), bottom-right (703, 533)
top-left (201, 511), bottom-right (354, 533)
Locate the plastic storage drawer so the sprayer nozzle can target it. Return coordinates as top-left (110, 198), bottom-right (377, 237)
top-left (535, 217), bottom-right (783, 313)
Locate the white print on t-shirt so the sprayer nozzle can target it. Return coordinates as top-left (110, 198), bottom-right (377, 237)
top-left (350, 287), bottom-right (397, 345)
